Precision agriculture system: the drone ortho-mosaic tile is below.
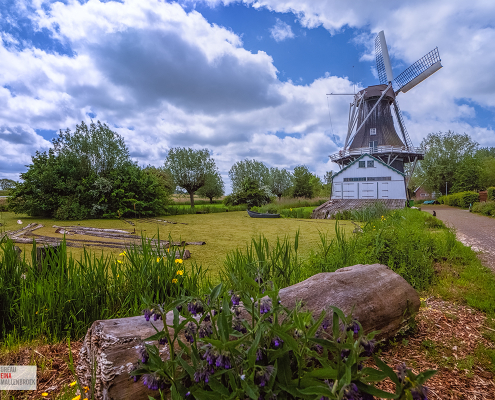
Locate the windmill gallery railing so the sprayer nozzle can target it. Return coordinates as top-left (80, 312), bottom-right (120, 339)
top-left (330, 145), bottom-right (424, 161)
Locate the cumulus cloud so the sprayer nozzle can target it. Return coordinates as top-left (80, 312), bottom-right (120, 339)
top-left (0, 0), bottom-right (494, 192)
top-left (270, 19), bottom-right (295, 42)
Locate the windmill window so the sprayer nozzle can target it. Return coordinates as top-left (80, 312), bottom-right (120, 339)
top-left (370, 128), bottom-right (376, 136)
top-left (367, 160), bottom-right (375, 168)
top-left (358, 161), bottom-right (366, 168)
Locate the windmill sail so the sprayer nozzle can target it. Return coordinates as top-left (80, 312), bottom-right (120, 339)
top-left (375, 31), bottom-right (394, 84)
top-left (394, 48), bottom-right (442, 93)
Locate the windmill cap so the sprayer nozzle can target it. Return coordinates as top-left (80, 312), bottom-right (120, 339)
top-left (358, 84), bottom-right (396, 101)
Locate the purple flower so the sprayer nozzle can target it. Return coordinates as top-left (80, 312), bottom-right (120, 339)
top-left (215, 353), bottom-right (231, 369)
top-left (396, 363), bottom-right (408, 384)
top-left (272, 336), bottom-right (283, 349)
top-left (411, 386), bottom-right (429, 400)
top-left (360, 338), bottom-right (376, 357)
top-left (185, 392), bottom-right (191, 397)
top-left (143, 309), bottom-right (152, 322)
top-left (185, 321), bottom-right (196, 343)
top-left (129, 364), bottom-right (139, 382)
top-left (342, 383), bottom-right (359, 400)
top-left (231, 293), bottom-right (241, 306)
top-left (340, 348), bottom-right (351, 360)
top-left (233, 318), bottom-right (247, 334)
top-left (347, 320), bottom-right (360, 334)
top-left (158, 336), bottom-right (168, 345)
top-left (233, 306), bottom-right (242, 317)
top-left (153, 312), bottom-right (162, 321)
top-left (188, 300), bottom-right (204, 316)
top-left (142, 374), bottom-right (164, 391)
top-left (259, 299), bottom-right (271, 315)
top-left (203, 345), bottom-right (217, 366)
top-left (256, 348), bottom-right (264, 361)
top-left (194, 365), bottom-right (213, 384)
top-left (139, 346), bottom-right (149, 363)
top-left (321, 318), bottom-right (330, 330)
top-left (199, 323), bottom-right (213, 338)
top-left (255, 366), bottom-right (274, 387)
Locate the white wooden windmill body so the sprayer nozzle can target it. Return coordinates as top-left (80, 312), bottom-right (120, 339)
top-left (330, 31), bottom-right (442, 201)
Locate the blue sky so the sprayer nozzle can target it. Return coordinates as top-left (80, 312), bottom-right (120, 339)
top-left (1, 0), bottom-right (494, 191)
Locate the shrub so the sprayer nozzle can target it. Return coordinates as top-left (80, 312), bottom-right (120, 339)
top-left (472, 201), bottom-right (495, 217)
top-left (488, 187), bottom-right (495, 201)
top-left (438, 191), bottom-right (479, 208)
top-left (132, 283), bottom-right (436, 399)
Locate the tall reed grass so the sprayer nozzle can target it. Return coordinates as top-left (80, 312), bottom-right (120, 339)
top-left (0, 235), bottom-right (208, 342)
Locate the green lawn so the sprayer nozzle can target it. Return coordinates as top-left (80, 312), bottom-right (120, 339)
top-left (0, 211), bottom-right (348, 275)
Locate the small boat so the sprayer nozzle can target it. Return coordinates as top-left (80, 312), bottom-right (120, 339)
top-left (247, 210), bottom-right (280, 218)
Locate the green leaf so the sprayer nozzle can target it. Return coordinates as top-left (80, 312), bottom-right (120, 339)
top-left (190, 389), bottom-right (221, 400)
top-left (178, 356), bottom-right (195, 376)
top-left (360, 367), bottom-right (388, 382)
top-left (297, 386), bottom-right (333, 396)
top-left (277, 352), bottom-right (292, 385)
top-left (344, 364), bottom-right (351, 385)
top-left (144, 330), bottom-right (167, 342)
top-left (248, 329), bottom-right (262, 367)
top-left (308, 338), bottom-right (338, 352)
top-left (355, 381), bottom-right (399, 398)
top-left (373, 355), bottom-right (400, 386)
top-left (304, 367), bottom-right (338, 380)
top-left (208, 377), bottom-right (230, 396)
top-left (416, 369), bottom-right (438, 383)
top-left (242, 380), bottom-right (258, 400)
top-left (210, 282), bottom-right (223, 303)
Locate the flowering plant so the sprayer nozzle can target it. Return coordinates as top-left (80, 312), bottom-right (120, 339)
top-left (132, 278), bottom-right (435, 400)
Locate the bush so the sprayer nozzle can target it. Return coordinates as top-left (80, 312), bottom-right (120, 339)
top-left (226, 178), bottom-right (272, 208)
top-left (132, 284), bottom-right (435, 399)
top-left (472, 201), bottom-right (495, 217)
top-left (438, 191), bottom-right (479, 208)
top-left (488, 187), bottom-right (495, 201)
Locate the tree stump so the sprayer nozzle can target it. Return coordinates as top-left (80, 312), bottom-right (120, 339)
top-left (36, 243), bottom-right (62, 272)
top-left (77, 264), bottom-right (420, 400)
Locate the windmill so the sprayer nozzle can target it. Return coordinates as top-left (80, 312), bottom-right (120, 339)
top-left (329, 31), bottom-right (442, 188)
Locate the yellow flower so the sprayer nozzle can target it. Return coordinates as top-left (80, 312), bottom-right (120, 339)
top-left (175, 259), bottom-right (183, 264)
top-left (157, 257), bottom-right (160, 262)
top-left (117, 260), bottom-right (122, 264)
top-left (119, 251), bottom-right (126, 256)
top-left (83, 386), bottom-right (89, 393)
top-left (176, 270), bottom-right (184, 276)
top-left (167, 248), bottom-right (170, 252)
top-left (72, 396), bottom-right (81, 400)
top-left (172, 278), bottom-right (178, 284)
top-left (69, 381), bottom-right (77, 387)
top-left (42, 393), bottom-right (48, 397)
top-left (290, 208), bottom-right (292, 211)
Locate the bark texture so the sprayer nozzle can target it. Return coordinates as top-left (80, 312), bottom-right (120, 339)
top-left (77, 263), bottom-right (419, 400)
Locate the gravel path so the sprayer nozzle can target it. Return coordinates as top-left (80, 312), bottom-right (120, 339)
top-left (421, 204), bottom-right (495, 273)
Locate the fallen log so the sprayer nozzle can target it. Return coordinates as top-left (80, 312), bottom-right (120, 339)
top-left (77, 264), bottom-right (420, 400)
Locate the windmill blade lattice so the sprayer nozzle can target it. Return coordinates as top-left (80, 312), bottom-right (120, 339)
top-left (394, 48), bottom-right (441, 92)
top-left (374, 34), bottom-right (389, 85)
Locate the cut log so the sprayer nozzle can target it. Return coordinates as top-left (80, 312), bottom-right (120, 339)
top-left (77, 264), bottom-right (419, 400)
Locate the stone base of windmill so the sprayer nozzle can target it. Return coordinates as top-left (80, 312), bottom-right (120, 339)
top-left (76, 263), bottom-right (420, 400)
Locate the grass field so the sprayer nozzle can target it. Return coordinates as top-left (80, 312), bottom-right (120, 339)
top-left (0, 210), bottom-right (347, 275)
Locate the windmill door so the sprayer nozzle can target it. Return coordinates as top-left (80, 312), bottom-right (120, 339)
top-left (342, 183), bottom-right (358, 199)
top-left (333, 183), bottom-right (343, 199)
top-left (378, 182), bottom-right (389, 198)
top-left (359, 182), bottom-right (377, 199)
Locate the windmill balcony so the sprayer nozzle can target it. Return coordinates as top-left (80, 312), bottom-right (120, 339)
top-left (330, 145), bottom-right (424, 162)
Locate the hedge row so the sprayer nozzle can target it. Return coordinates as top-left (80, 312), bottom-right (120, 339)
top-left (437, 191), bottom-right (479, 208)
top-left (488, 187), bottom-right (495, 201)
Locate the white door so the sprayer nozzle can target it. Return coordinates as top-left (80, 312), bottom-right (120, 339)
top-left (343, 182), bottom-right (358, 199)
top-left (378, 182), bottom-right (389, 199)
top-left (332, 183), bottom-right (343, 199)
top-left (359, 182), bottom-right (377, 199)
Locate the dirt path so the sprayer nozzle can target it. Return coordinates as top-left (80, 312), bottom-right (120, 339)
top-left (421, 204), bottom-right (495, 273)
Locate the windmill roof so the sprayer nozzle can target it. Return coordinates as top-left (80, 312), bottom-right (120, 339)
top-left (332, 153), bottom-right (406, 179)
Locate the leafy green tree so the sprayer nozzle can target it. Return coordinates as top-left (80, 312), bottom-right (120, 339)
top-left (479, 157), bottom-right (495, 189)
top-left (164, 148), bottom-right (216, 207)
top-left (0, 179), bottom-right (16, 190)
top-left (419, 131), bottom-right (479, 195)
top-left (309, 175), bottom-right (323, 198)
top-left (225, 177), bottom-right (271, 207)
top-left (292, 165), bottom-right (314, 198)
top-left (268, 168), bottom-right (293, 200)
top-left (229, 159), bottom-right (269, 194)
top-left (196, 171), bottom-right (224, 203)
top-left (8, 121), bottom-right (170, 219)
top-left (322, 171), bottom-right (333, 197)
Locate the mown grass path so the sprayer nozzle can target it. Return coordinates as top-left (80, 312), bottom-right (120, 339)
top-left (422, 204), bottom-right (495, 273)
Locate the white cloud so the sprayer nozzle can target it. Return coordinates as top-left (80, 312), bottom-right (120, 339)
top-left (1, 0), bottom-right (494, 193)
top-left (270, 18), bottom-right (295, 42)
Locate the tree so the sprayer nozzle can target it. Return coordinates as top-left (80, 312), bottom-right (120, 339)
top-left (0, 179), bottom-right (16, 190)
top-left (224, 177), bottom-right (271, 208)
top-left (8, 121), bottom-right (171, 219)
top-left (321, 171), bottom-right (333, 198)
top-left (229, 159), bottom-right (269, 194)
top-left (196, 171), bottom-right (224, 203)
top-left (164, 148), bottom-right (216, 207)
top-left (419, 131), bottom-right (479, 195)
top-left (292, 165), bottom-right (314, 198)
top-left (268, 168), bottom-right (293, 200)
